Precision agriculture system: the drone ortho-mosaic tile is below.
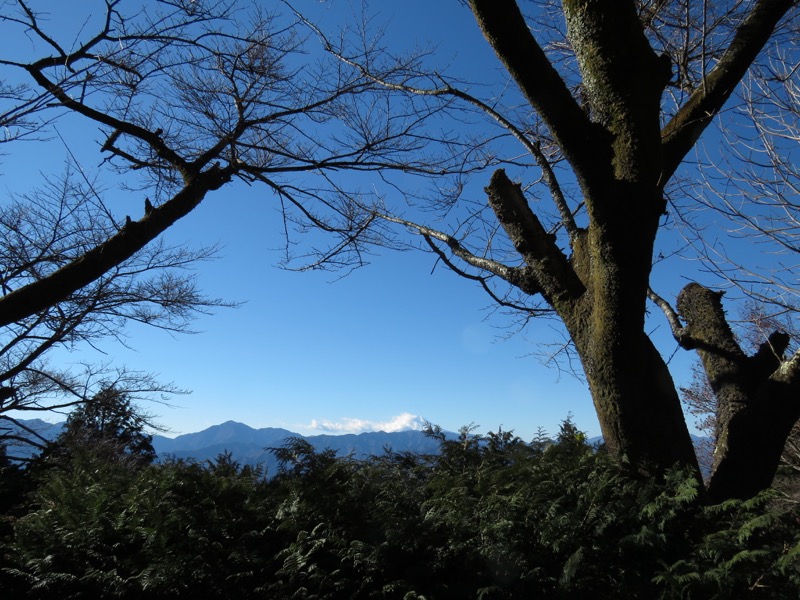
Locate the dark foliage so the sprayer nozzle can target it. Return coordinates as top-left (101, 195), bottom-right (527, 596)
top-left (36, 387), bottom-right (157, 470)
top-left (1, 420), bottom-right (798, 598)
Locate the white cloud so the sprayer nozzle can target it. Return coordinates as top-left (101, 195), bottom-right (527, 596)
top-left (308, 412), bottom-right (426, 434)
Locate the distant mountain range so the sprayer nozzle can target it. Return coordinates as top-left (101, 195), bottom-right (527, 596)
top-left (3, 418), bottom-right (712, 477)
top-left (2, 419), bottom-right (448, 475)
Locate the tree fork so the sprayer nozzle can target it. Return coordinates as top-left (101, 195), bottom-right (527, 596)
top-left (484, 171), bottom-right (698, 479)
top-left (484, 169), bottom-right (585, 310)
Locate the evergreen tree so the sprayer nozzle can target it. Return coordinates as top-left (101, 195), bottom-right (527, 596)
top-left (45, 387), bottom-right (156, 468)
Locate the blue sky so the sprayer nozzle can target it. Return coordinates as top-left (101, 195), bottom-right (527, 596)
top-left (1, 0), bottom-right (723, 441)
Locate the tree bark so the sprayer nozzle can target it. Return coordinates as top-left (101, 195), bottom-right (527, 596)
top-left (573, 313), bottom-right (700, 476)
top-left (678, 284), bottom-right (800, 500)
top-left (484, 171), bottom-right (699, 477)
top-left (466, 0), bottom-right (799, 498)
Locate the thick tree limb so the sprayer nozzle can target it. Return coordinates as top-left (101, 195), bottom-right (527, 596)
top-left (661, 0), bottom-right (796, 184)
top-left (678, 282), bottom-right (800, 499)
top-left (484, 169), bottom-right (585, 309)
top-left (467, 0), bottom-right (609, 191)
top-left (676, 283), bottom-right (746, 363)
top-left (0, 165), bottom-right (232, 329)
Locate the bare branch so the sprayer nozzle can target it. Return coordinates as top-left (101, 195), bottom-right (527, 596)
top-left (647, 286), bottom-right (690, 345)
top-left (661, 0), bottom-right (796, 183)
top-left (467, 0), bottom-right (609, 192)
top-left (377, 211), bottom-right (543, 296)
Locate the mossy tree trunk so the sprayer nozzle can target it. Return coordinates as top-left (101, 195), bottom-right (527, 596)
top-left (464, 0), bottom-right (799, 498)
top-left (677, 284), bottom-right (800, 500)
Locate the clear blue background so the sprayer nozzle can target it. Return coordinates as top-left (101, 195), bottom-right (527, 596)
top-left (2, 0), bottom-right (717, 440)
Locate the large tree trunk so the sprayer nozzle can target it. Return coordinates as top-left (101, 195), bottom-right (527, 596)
top-left (571, 185), bottom-right (699, 476)
top-left (577, 326), bottom-right (700, 476)
top-left (472, 0), bottom-right (701, 479)
top-left (466, 0), bottom-right (799, 498)
top-left (484, 172), bottom-right (700, 477)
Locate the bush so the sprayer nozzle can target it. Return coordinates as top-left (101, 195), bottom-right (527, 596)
top-left (2, 420), bottom-right (799, 598)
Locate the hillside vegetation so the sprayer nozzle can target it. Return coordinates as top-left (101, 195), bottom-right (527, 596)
top-left (2, 419), bottom-right (799, 599)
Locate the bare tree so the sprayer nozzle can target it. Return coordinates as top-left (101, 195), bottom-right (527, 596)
top-left (0, 0), bottom-right (478, 446)
top-left (5, 0), bottom-right (797, 502)
top-left (0, 163), bottom-right (219, 454)
top-left (310, 0), bottom-right (800, 501)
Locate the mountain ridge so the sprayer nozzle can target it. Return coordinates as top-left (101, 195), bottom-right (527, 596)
top-left (2, 418), bottom-right (446, 473)
top-left (3, 418), bottom-right (712, 476)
